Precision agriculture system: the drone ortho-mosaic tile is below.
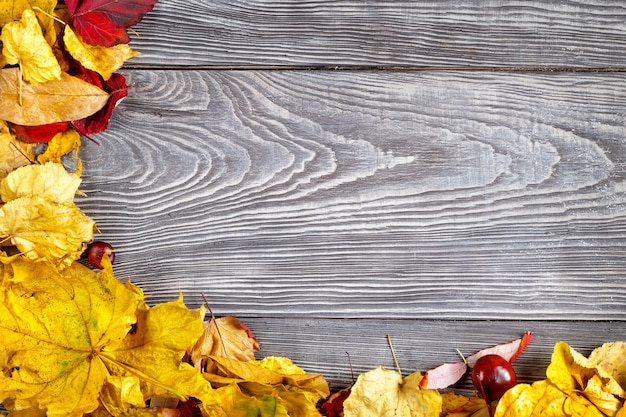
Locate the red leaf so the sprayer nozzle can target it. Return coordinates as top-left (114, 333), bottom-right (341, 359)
top-left (9, 122), bottom-right (69, 143)
top-left (321, 386), bottom-right (352, 417)
top-left (177, 398), bottom-right (202, 417)
top-left (66, 0), bottom-right (159, 46)
top-left (73, 72), bottom-right (128, 135)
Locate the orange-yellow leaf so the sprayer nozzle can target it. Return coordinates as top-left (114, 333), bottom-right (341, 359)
top-left (1, 9), bottom-right (61, 83)
top-left (0, 67), bottom-right (109, 125)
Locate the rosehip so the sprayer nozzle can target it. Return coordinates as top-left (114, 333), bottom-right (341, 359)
top-left (86, 241), bottom-right (115, 269)
top-left (471, 354), bottom-right (517, 404)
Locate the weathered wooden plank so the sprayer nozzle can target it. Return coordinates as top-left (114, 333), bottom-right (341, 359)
top-left (239, 318), bottom-right (625, 394)
top-left (78, 69), bottom-right (626, 320)
top-left (127, 0), bottom-right (626, 68)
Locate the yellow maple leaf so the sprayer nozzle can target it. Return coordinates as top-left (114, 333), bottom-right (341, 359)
top-left (343, 366), bottom-right (442, 417)
top-left (64, 26), bottom-right (139, 81)
top-left (0, 257), bottom-right (213, 417)
top-left (0, 257), bottom-right (143, 417)
top-left (0, 121), bottom-right (34, 182)
top-left (0, 67), bottom-right (109, 125)
top-left (1, 8), bottom-right (61, 83)
top-left (36, 130), bottom-right (83, 176)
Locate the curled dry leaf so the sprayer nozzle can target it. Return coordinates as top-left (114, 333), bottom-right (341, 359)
top-left (0, 67), bottom-right (109, 126)
top-left (187, 316), bottom-right (260, 373)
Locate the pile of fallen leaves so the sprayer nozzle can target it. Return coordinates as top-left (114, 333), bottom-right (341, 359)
top-left (2, 1), bottom-right (626, 417)
top-left (1, 0), bottom-right (149, 175)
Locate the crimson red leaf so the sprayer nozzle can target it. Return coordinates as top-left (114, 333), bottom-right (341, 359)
top-left (321, 386), bottom-right (352, 417)
top-left (66, 0), bottom-right (159, 46)
top-left (9, 122), bottom-right (69, 143)
top-left (73, 72), bottom-right (128, 135)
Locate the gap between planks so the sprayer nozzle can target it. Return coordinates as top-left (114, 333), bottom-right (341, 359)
top-left (124, 64), bottom-right (626, 72)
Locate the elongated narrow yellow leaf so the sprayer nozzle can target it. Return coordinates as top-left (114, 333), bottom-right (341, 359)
top-left (0, 67), bottom-right (109, 125)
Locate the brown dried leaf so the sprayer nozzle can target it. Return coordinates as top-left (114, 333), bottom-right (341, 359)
top-left (0, 67), bottom-right (109, 125)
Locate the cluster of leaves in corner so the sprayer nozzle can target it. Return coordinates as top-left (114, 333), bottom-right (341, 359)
top-left (0, 0), bottom-right (158, 174)
top-left (0, 162), bottom-right (331, 417)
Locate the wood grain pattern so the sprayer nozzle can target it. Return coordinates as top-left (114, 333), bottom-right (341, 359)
top-left (244, 319), bottom-right (626, 393)
top-left (126, 0), bottom-right (626, 68)
top-left (77, 69), bottom-right (626, 320)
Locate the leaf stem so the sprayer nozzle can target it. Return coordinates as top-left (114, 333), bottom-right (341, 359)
top-left (387, 334), bottom-right (402, 375)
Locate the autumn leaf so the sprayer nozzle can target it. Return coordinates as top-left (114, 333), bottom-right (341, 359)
top-left (420, 332), bottom-right (533, 390)
top-left (9, 121), bottom-right (69, 143)
top-left (0, 67), bottom-right (109, 125)
top-left (0, 121), bottom-right (34, 182)
top-left (66, 0), bottom-right (159, 46)
top-left (494, 342), bottom-right (626, 417)
top-left (588, 342), bottom-right (626, 389)
top-left (1, 162), bottom-right (81, 203)
top-left (0, 0), bottom-right (57, 27)
top-left (1, 8), bottom-right (61, 83)
top-left (0, 256), bottom-right (143, 417)
top-left (64, 25), bottom-right (138, 80)
top-left (188, 316), bottom-right (260, 373)
top-left (73, 71), bottom-right (129, 135)
top-left (36, 129), bottom-right (83, 176)
top-left (343, 367), bottom-right (442, 417)
top-left (0, 163), bottom-right (93, 267)
top-left (445, 396), bottom-right (489, 417)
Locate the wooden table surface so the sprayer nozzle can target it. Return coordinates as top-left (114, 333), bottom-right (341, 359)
top-left (80, 0), bottom-right (626, 395)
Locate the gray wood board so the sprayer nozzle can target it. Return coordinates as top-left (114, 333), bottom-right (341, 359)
top-left (77, 69), bottom-right (626, 320)
top-left (127, 0), bottom-right (626, 68)
top-left (230, 318), bottom-right (626, 394)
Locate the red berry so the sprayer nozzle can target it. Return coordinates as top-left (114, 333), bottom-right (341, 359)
top-left (86, 241), bottom-right (115, 269)
top-left (471, 354), bottom-right (517, 404)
